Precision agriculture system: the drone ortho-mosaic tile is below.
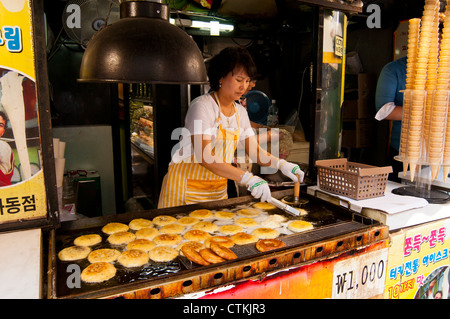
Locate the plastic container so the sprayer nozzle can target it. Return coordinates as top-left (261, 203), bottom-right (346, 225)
top-left (315, 158), bottom-right (392, 200)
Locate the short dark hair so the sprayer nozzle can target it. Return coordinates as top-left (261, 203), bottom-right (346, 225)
top-left (208, 46), bottom-right (257, 91)
top-left (0, 111), bottom-right (7, 129)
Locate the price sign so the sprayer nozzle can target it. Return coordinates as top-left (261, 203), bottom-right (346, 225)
top-left (332, 248), bottom-right (388, 299)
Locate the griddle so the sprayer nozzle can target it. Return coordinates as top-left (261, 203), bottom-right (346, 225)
top-left (46, 189), bottom-right (388, 299)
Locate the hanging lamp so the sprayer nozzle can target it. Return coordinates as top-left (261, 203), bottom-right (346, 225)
top-left (78, 0), bottom-right (207, 84)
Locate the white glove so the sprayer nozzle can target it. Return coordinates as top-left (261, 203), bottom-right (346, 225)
top-left (239, 171), bottom-right (271, 202)
top-left (277, 159), bottom-right (304, 183)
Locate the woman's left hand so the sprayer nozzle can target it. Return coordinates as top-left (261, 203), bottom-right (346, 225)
top-left (277, 159), bottom-right (304, 183)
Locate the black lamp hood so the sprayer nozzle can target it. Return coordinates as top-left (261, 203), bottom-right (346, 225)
top-left (78, 0), bottom-right (208, 84)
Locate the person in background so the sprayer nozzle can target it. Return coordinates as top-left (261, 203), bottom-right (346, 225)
top-left (375, 55), bottom-right (407, 182)
top-left (240, 78), bottom-right (283, 143)
top-left (158, 46), bottom-right (304, 208)
top-left (239, 78), bottom-right (256, 109)
top-left (0, 111), bottom-right (14, 186)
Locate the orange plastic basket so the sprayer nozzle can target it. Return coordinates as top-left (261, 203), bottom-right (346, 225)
top-left (315, 158), bottom-right (393, 200)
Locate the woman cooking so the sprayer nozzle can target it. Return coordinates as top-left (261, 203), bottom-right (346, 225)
top-left (158, 47), bottom-right (304, 208)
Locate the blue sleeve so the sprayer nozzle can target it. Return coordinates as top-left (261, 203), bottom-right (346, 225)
top-left (375, 57), bottom-right (407, 112)
top-left (375, 63), bottom-right (399, 112)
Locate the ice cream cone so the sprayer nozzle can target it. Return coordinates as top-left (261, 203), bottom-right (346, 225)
top-left (403, 161), bottom-right (409, 176)
top-left (409, 162), bottom-right (417, 182)
top-left (443, 166), bottom-right (450, 182)
top-left (431, 165), bottom-right (441, 180)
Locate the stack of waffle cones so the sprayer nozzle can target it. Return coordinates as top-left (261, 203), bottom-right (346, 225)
top-left (440, 6), bottom-right (450, 180)
top-left (426, 2), bottom-right (445, 180)
top-left (423, 9), bottom-right (439, 148)
top-left (400, 18), bottom-right (420, 176)
top-left (408, 0), bottom-right (439, 180)
top-left (400, 0), bottom-right (450, 182)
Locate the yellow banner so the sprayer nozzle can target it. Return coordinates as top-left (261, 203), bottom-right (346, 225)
top-left (385, 219), bottom-right (450, 299)
top-left (0, 171), bottom-right (47, 221)
top-left (0, 0), bottom-right (47, 223)
top-left (0, 0), bottom-right (35, 80)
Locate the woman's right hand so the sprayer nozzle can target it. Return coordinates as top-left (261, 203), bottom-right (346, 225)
top-left (239, 171), bottom-right (271, 202)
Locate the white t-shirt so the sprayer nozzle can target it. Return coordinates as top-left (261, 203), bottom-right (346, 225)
top-left (171, 94), bottom-right (255, 163)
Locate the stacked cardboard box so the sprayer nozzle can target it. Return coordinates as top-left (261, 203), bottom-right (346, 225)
top-left (342, 73), bottom-right (376, 148)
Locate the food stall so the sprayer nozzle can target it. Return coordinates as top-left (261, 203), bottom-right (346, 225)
top-left (2, 0), bottom-right (450, 301)
top-left (0, 0), bottom-right (58, 298)
top-left (48, 0), bottom-right (393, 300)
top-left (0, 0), bottom-right (388, 300)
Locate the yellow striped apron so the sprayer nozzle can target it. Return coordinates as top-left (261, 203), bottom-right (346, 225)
top-left (158, 94), bottom-right (241, 208)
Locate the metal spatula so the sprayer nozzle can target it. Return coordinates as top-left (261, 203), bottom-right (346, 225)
top-left (269, 197), bottom-right (300, 217)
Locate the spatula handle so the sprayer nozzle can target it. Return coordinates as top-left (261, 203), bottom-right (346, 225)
top-left (294, 181), bottom-right (300, 197)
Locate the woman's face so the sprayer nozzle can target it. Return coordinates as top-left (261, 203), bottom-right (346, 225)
top-left (219, 66), bottom-right (252, 101)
